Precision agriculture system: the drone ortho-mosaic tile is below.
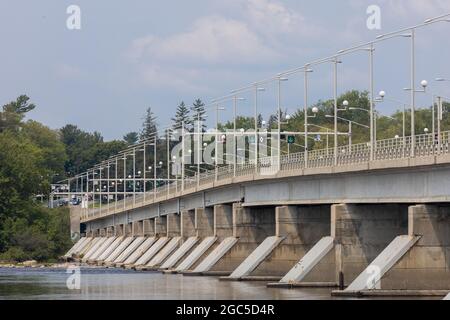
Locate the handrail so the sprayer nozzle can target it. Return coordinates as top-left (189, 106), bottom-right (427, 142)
top-left (79, 130), bottom-right (450, 221)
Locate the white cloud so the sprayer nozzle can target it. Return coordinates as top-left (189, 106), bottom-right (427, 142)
top-left (244, 0), bottom-right (324, 41)
top-left (128, 15), bottom-right (278, 65)
top-left (138, 64), bottom-right (208, 94)
top-left (246, 0), bottom-right (303, 34)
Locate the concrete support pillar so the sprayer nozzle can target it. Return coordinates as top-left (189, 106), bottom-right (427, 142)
top-left (132, 221), bottom-right (144, 237)
top-left (167, 213), bottom-right (181, 238)
top-left (181, 210), bottom-right (196, 238)
top-left (214, 204), bottom-right (233, 239)
top-left (252, 205), bottom-right (332, 278)
top-left (233, 203), bottom-right (274, 242)
top-left (125, 223), bottom-right (133, 236)
top-left (106, 226), bottom-right (114, 237)
top-left (210, 203), bottom-right (275, 273)
top-left (154, 216), bottom-right (167, 237)
top-left (115, 224), bottom-right (124, 236)
top-left (195, 207), bottom-right (214, 238)
top-left (381, 204), bottom-right (450, 290)
top-left (332, 204), bottom-right (408, 286)
top-left (143, 219), bottom-right (155, 237)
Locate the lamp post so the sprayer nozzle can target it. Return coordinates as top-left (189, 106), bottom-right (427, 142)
top-left (277, 75), bottom-right (289, 171)
top-left (337, 45), bottom-right (376, 160)
top-left (232, 96), bottom-right (245, 178)
top-left (303, 66), bottom-right (315, 168)
top-left (254, 86), bottom-right (265, 174)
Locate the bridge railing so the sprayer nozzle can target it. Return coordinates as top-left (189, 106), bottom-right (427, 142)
top-left (80, 130), bottom-right (450, 221)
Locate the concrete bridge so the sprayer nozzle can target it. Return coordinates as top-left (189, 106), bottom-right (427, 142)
top-left (62, 132), bottom-right (450, 298)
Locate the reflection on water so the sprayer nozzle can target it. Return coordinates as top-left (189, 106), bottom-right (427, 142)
top-left (0, 267), bottom-right (338, 300)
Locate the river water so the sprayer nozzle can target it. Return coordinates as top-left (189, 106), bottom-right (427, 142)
top-left (0, 266), bottom-right (343, 300)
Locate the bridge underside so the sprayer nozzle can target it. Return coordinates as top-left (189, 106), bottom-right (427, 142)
top-left (84, 162), bottom-right (450, 231)
top-left (68, 161), bottom-right (449, 297)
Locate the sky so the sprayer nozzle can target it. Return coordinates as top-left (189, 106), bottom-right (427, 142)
top-left (1, 0), bottom-right (450, 140)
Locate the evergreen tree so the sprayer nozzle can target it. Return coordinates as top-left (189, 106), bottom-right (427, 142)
top-left (123, 132), bottom-right (139, 145)
top-left (171, 101), bottom-right (191, 130)
top-left (140, 107), bottom-right (158, 140)
top-left (0, 95), bottom-right (35, 133)
top-left (191, 99), bottom-right (207, 131)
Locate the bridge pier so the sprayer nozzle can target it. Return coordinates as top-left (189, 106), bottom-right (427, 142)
top-left (155, 216), bottom-right (167, 236)
top-left (159, 210), bottom-right (201, 270)
top-left (268, 203), bottom-right (408, 288)
top-left (332, 204), bottom-right (409, 286)
top-left (187, 203), bottom-right (275, 276)
top-left (228, 205), bottom-right (332, 281)
top-left (171, 207), bottom-right (217, 273)
top-left (115, 224), bottom-right (124, 236)
top-left (334, 204), bottom-right (450, 296)
top-left (143, 219), bottom-right (154, 236)
top-left (140, 213), bottom-right (182, 270)
top-left (106, 226), bottom-right (115, 237)
top-left (132, 221), bottom-right (144, 237)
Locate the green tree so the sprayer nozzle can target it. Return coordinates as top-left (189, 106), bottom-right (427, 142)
top-left (0, 95), bottom-right (35, 132)
top-left (123, 132), bottom-right (139, 145)
top-left (191, 99), bottom-right (207, 131)
top-left (60, 124), bottom-right (103, 176)
top-left (140, 107), bottom-right (158, 140)
top-left (22, 121), bottom-right (67, 182)
top-left (172, 101), bottom-right (191, 130)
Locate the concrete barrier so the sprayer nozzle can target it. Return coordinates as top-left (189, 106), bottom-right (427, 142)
top-left (123, 237), bottom-right (157, 267)
top-left (133, 237), bottom-right (170, 268)
top-left (86, 237), bottom-right (117, 262)
top-left (160, 237), bottom-right (199, 270)
top-left (96, 236), bottom-right (124, 263)
top-left (113, 237), bottom-right (146, 266)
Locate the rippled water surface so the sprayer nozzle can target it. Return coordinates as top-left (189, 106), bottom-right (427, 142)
top-left (0, 267), bottom-right (343, 300)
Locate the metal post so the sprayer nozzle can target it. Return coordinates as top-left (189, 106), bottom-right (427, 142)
top-left (197, 112), bottom-right (201, 186)
top-left (133, 147), bottom-right (136, 206)
top-left (123, 154), bottom-right (126, 211)
top-left (432, 95), bottom-right (436, 139)
top-left (438, 96), bottom-right (443, 153)
top-left (410, 28), bottom-right (416, 157)
top-left (304, 69), bottom-right (309, 168)
top-left (182, 121), bottom-right (185, 191)
top-left (369, 43), bottom-right (375, 161)
top-left (233, 96), bottom-right (237, 178)
top-left (333, 58), bottom-right (338, 165)
top-left (143, 142), bottom-right (146, 202)
top-left (107, 161), bottom-right (110, 213)
top-left (254, 86), bottom-right (258, 174)
top-left (349, 121), bottom-right (352, 150)
top-left (277, 77), bottom-right (281, 171)
top-left (99, 168), bottom-right (102, 215)
top-left (167, 130), bottom-right (170, 196)
top-left (115, 157), bottom-right (118, 212)
top-left (153, 141), bottom-right (157, 200)
top-left (215, 105), bottom-right (219, 182)
top-left (86, 171), bottom-right (90, 217)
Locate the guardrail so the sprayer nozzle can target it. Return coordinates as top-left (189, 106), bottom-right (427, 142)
top-left (78, 130), bottom-right (450, 221)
